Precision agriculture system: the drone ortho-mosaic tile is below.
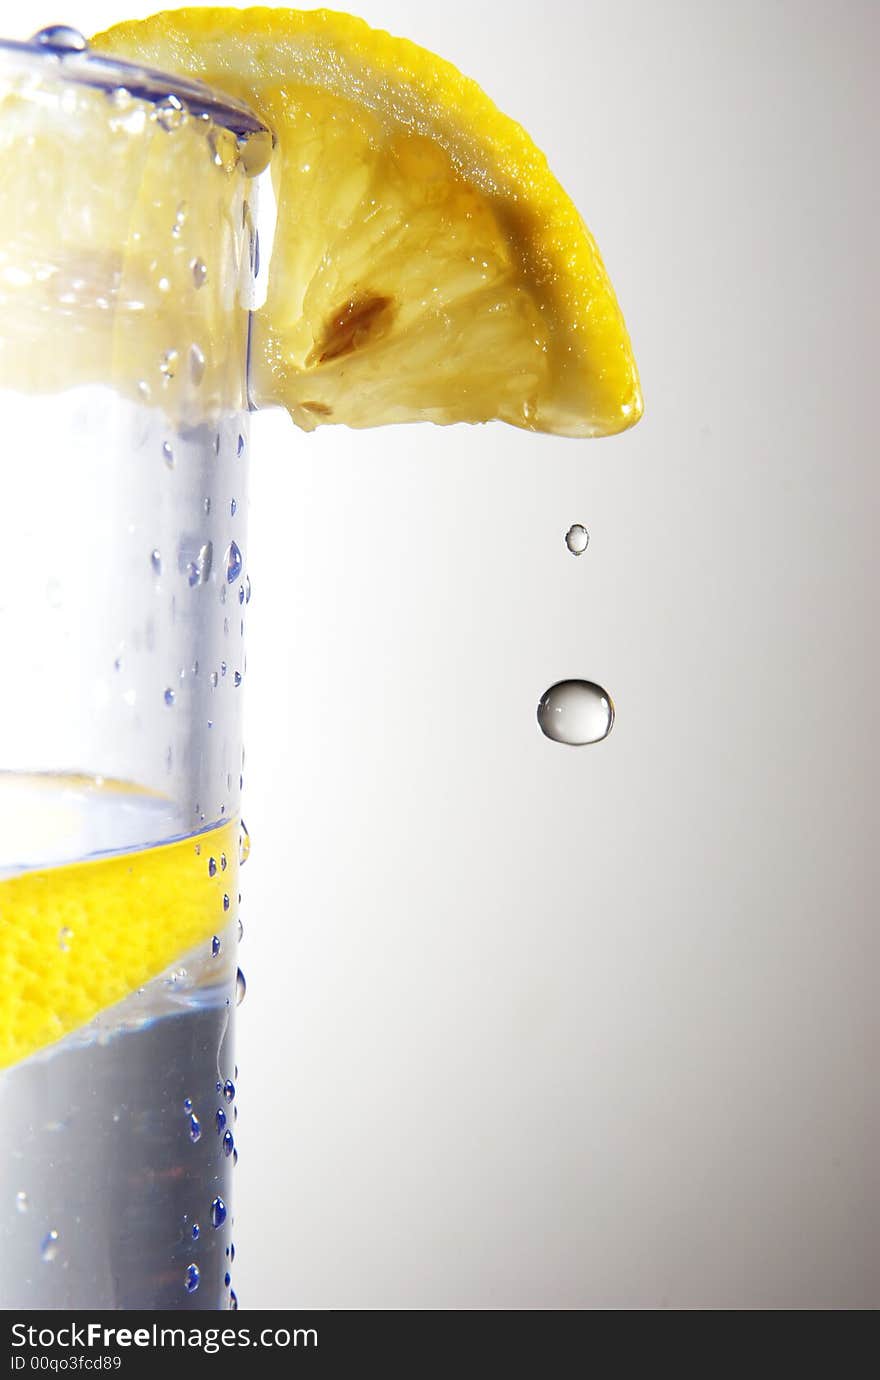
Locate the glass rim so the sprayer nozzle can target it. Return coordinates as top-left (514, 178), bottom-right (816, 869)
top-left (0, 34), bottom-right (270, 142)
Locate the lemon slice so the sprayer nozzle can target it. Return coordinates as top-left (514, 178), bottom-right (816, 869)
top-left (0, 779), bottom-right (237, 1069)
top-left (93, 6), bottom-right (642, 437)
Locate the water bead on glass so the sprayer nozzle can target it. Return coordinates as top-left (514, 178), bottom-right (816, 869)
top-left (536, 680), bottom-right (614, 746)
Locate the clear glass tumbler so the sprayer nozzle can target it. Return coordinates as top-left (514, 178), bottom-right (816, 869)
top-left (0, 30), bottom-right (270, 1309)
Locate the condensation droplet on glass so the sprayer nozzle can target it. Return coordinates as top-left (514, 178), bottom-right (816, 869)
top-left (208, 125), bottom-right (240, 173)
top-left (215, 1108), bottom-right (227, 1135)
top-left (172, 201), bottom-right (188, 238)
top-left (231, 498), bottom-right (238, 517)
top-left (33, 26), bottom-right (87, 50)
top-left (212, 935), bottom-right (221, 958)
top-left (189, 343), bottom-right (206, 386)
top-left (223, 893), bottom-right (230, 913)
top-left (210, 671), bottom-right (218, 689)
top-left (220, 661), bottom-right (228, 678)
top-left (164, 688), bottom-right (176, 707)
top-left (222, 1130), bottom-right (235, 1157)
top-left (233, 671), bottom-right (242, 688)
top-left (184, 1263), bottom-right (200, 1293)
top-left (40, 1230), bottom-right (60, 1263)
top-left (15, 1191), bottom-right (28, 1214)
top-left (225, 542), bottom-right (242, 583)
top-left (239, 822), bottom-right (250, 865)
top-left (159, 349), bottom-right (178, 380)
top-left (162, 440), bottom-right (174, 468)
top-left (235, 968), bottom-right (246, 1006)
top-left (223, 1079), bottom-right (235, 1103)
top-left (151, 549), bottom-right (162, 576)
top-left (191, 258), bottom-right (208, 288)
top-left (225, 1271), bottom-right (231, 1287)
top-left (565, 523), bottom-right (590, 556)
top-left (245, 575), bottom-right (251, 604)
top-left (208, 857), bottom-right (217, 878)
top-left (212, 1197), bottom-right (227, 1229)
top-left (185, 540), bottom-right (213, 587)
top-left (191, 1223), bottom-right (200, 1240)
top-left (155, 95), bottom-right (186, 132)
top-left (230, 1289), bottom-right (238, 1310)
top-left (189, 1114), bottom-right (202, 1143)
top-left (183, 1097), bottom-right (192, 1113)
top-left (237, 434), bottom-right (245, 458)
top-left (536, 679), bottom-right (614, 746)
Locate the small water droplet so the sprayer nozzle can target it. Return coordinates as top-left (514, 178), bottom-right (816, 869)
top-left (40, 1230), bottom-right (60, 1263)
top-left (184, 1263), bottom-right (200, 1293)
top-left (536, 679), bottom-right (614, 746)
top-left (203, 497), bottom-right (212, 518)
top-left (208, 125), bottom-right (240, 172)
top-left (191, 258), bottom-right (208, 288)
top-left (239, 822), bottom-right (250, 864)
top-left (237, 434), bottom-right (245, 458)
top-left (216, 1108), bottom-right (227, 1134)
top-left (225, 542), bottom-right (243, 583)
top-left (233, 671), bottom-right (242, 688)
top-left (208, 857), bottom-right (217, 878)
top-left (237, 918), bottom-right (244, 943)
top-left (232, 1147), bottom-right (239, 1166)
top-left (235, 968), bottom-right (247, 1006)
top-left (155, 95), bottom-right (187, 132)
top-left (230, 1243), bottom-right (236, 1263)
top-left (222, 1130), bottom-right (235, 1157)
top-left (230, 1288), bottom-right (238, 1310)
top-left (189, 343), bottom-right (206, 385)
top-left (212, 935), bottom-right (221, 957)
top-left (225, 1271), bottom-right (231, 1287)
top-left (151, 548), bottom-right (162, 575)
top-left (189, 1114), bottom-right (202, 1143)
top-left (221, 661), bottom-right (228, 678)
top-left (223, 1079), bottom-right (235, 1103)
top-left (233, 1105), bottom-right (238, 1123)
top-left (172, 202), bottom-right (188, 237)
top-left (212, 1197), bottom-right (228, 1228)
top-left (220, 852), bottom-right (227, 871)
top-left (223, 894), bottom-right (230, 913)
top-left (183, 1097), bottom-right (192, 1113)
top-left (231, 498), bottom-right (238, 517)
top-left (210, 670), bottom-right (219, 689)
top-left (15, 1191), bottom-right (28, 1214)
top-left (58, 927), bottom-right (73, 951)
top-left (33, 25), bottom-right (87, 51)
top-left (565, 523), bottom-right (590, 556)
top-left (164, 687), bottom-right (176, 707)
top-left (162, 440), bottom-right (174, 468)
top-left (191, 1223), bottom-right (200, 1240)
top-left (245, 575), bottom-right (252, 604)
top-left (159, 348), bottom-right (179, 380)
top-left (183, 540), bottom-right (213, 587)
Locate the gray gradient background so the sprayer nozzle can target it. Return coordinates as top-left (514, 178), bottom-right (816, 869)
top-left (32, 0), bottom-right (880, 1308)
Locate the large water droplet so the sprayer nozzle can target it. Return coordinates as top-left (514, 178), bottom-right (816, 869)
top-left (211, 1196), bottom-right (227, 1228)
top-left (184, 1263), bottom-right (200, 1293)
top-left (565, 523), bottom-right (589, 555)
top-left (33, 26), bottom-right (87, 51)
top-left (223, 1079), bottom-right (235, 1103)
top-left (225, 542), bottom-right (243, 583)
top-left (40, 1230), bottom-right (60, 1263)
top-left (222, 1130), bottom-right (235, 1157)
top-left (537, 680), bottom-right (614, 746)
top-left (235, 968), bottom-right (247, 1006)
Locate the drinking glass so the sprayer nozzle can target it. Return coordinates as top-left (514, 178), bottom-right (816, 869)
top-left (0, 28), bottom-right (270, 1309)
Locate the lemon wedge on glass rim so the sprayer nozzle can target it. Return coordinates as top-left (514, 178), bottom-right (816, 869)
top-left (93, 5), bottom-right (642, 437)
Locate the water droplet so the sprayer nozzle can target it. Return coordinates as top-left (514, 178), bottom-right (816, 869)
top-left (239, 822), bottom-right (250, 864)
top-left (183, 540), bottom-right (213, 587)
top-left (189, 343), bottom-right (206, 385)
top-left (151, 548), bottom-right (162, 575)
top-left (210, 671), bottom-right (219, 689)
top-left (208, 125), bottom-right (240, 173)
top-left (230, 1243), bottom-right (235, 1263)
top-left (216, 1081), bottom-right (223, 1092)
top-left (172, 202), bottom-right (188, 237)
top-left (231, 498), bottom-right (238, 517)
top-left (245, 575), bottom-right (252, 604)
top-left (212, 1196), bottom-right (228, 1228)
top-left (40, 1230), bottom-right (60, 1263)
top-left (222, 1130), bottom-right (235, 1157)
top-left (191, 258), bottom-right (208, 289)
top-left (235, 968), bottom-right (247, 1006)
top-left (225, 1271), bottom-right (231, 1287)
top-left (184, 1263), bottom-right (200, 1293)
top-left (216, 1108), bottom-right (227, 1134)
top-left (189, 1114), bottom-right (202, 1143)
top-left (159, 348), bottom-right (179, 380)
top-left (223, 1079), bottom-right (235, 1103)
top-left (191, 1223), bottom-right (200, 1240)
top-left (203, 497), bottom-right (212, 518)
top-left (183, 1097), bottom-right (192, 1113)
top-left (233, 1105), bottom-right (238, 1123)
top-left (58, 927), bottom-right (73, 951)
top-left (155, 95), bottom-right (186, 132)
top-left (233, 671), bottom-right (242, 688)
top-left (208, 857), bottom-right (217, 877)
top-left (15, 1191), bottom-right (28, 1214)
top-left (232, 1147), bottom-right (239, 1166)
top-left (230, 1289), bottom-right (238, 1310)
top-left (536, 679), bottom-right (614, 746)
top-left (164, 688), bottom-right (176, 707)
top-left (225, 542), bottom-right (243, 583)
top-left (212, 935), bottom-right (221, 957)
top-left (237, 434), bottom-right (245, 458)
top-left (221, 661), bottom-right (228, 678)
top-left (223, 893), bottom-right (230, 912)
top-left (237, 918), bottom-right (244, 943)
top-left (220, 852), bottom-right (227, 871)
top-left (565, 523), bottom-right (590, 556)
top-left (162, 440), bottom-right (174, 468)
top-left (33, 25), bottom-right (87, 51)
